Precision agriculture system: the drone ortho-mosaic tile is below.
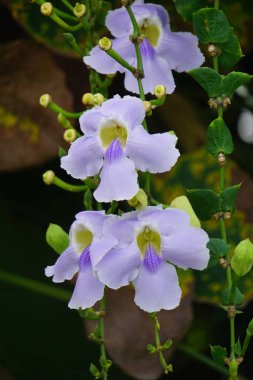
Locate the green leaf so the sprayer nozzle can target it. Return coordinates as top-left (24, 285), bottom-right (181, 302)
top-left (173, 0), bottom-right (208, 20)
top-left (163, 339), bottom-right (173, 349)
top-left (186, 189), bottom-right (221, 221)
top-left (207, 238), bottom-right (230, 258)
top-left (221, 72), bottom-right (252, 97)
top-left (220, 184), bottom-right (241, 212)
top-left (234, 339), bottom-right (242, 356)
top-left (78, 308), bottom-right (101, 320)
top-left (218, 34), bottom-right (243, 71)
top-left (46, 224), bottom-right (69, 254)
top-left (58, 147), bottom-right (67, 158)
top-left (207, 118), bottom-right (234, 156)
top-left (221, 286), bottom-right (244, 306)
top-left (188, 68), bottom-right (222, 97)
top-left (89, 363), bottom-right (101, 378)
top-left (193, 8), bottom-right (232, 44)
top-left (210, 345), bottom-right (227, 366)
top-left (147, 343), bottom-right (156, 353)
top-left (231, 239), bottom-right (253, 277)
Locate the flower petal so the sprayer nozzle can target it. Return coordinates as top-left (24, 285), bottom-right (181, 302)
top-left (103, 212), bottom-right (139, 248)
top-left (83, 36), bottom-right (135, 74)
top-left (61, 136), bottom-right (103, 179)
top-left (157, 29), bottom-right (205, 73)
top-left (94, 139), bottom-right (139, 202)
top-left (126, 125), bottom-right (180, 173)
top-left (162, 225), bottom-right (209, 270)
top-left (74, 211), bottom-right (107, 238)
top-left (68, 262), bottom-right (104, 309)
top-left (100, 95), bottom-right (145, 130)
top-left (90, 234), bottom-right (119, 270)
top-left (96, 241), bottom-right (140, 289)
top-left (79, 107), bottom-right (103, 136)
top-left (134, 261), bottom-right (181, 312)
top-left (45, 247), bottom-right (79, 283)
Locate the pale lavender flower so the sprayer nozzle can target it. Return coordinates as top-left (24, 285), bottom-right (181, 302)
top-left (45, 211), bottom-right (117, 309)
top-left (61, 95), bottom-right (179, 202)
top-left (84, 0), bottom-right (204, 94)
top-left (96, 206), bottom-right (209, 312)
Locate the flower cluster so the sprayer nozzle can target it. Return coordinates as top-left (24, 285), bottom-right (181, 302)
top-left (46, 206), bottom-right (209, 312)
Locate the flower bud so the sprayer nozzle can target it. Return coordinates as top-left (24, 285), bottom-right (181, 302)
top-left (170, 195), bottom-right (201, 228)
top-left (229, 359), bottom-right (238, 378)
top-left (154, 84), bottom-right (166, 99)
top-left (43, 170), bottom-right (55, 185)
top-left (39, 94), bottom-right (52, 108)
top-left (73, 3), bottom-right (86, 18)
top-left (231, 238), bottom-right (253, 277)
top-left (93, 93), bottom-right (105, 106)
top-left (208, 44), bottom-right (220, 57)
top-left (40, 2), bottom-right (53, 16)
top-left (143, 101), bottom-right (152, 114)
top-left (128, 189), bottom-right (148, 210)
top-left (99, 37), bottom-right (112, 51)
top-left (63, 129), bottom-right (77, 143)
top-left (82, 93), bottom-right (93, 106)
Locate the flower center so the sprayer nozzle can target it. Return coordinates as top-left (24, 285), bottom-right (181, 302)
top-left (140, 20), bottom-right (160, 47)
top-left (137, 226), bottom-right (161, 258)
top-left (73, 226), bottom-right (93, 255)
top-left (99, 123), bottom-right (128, 149)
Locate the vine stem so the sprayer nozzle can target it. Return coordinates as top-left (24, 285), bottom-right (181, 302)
top-left (52, 177), bottom-right (88, 193)
top-left (151, 313), bottom-right (172, 374)
top-left (100, 296), bottom-right (108, 380)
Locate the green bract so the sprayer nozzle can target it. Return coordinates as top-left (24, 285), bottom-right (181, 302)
top-left (231, 239), bottom-right (253, 277)
top-left (220, 72), bottom-right (252, 97)
top-left (207, 118), bottom-right (234, 156)
top-left (186, 189), bottom-right (221, 221)
top-left (46, 223), bottom-right (69, 254)
top-left (210, 345), bottom-right (227, 367)
top-left (220, 184), bottom-right (241, 212)
top-left (207, 238), bottom-right (230, 268)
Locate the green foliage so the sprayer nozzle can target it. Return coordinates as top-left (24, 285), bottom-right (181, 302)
top-left (58, 147), bottom-right (67, 158)
top-left (46, 223), bottom-right (69, 254)
top-left (234, 339), bottom-right (242, 356)
top-left (218, 34), bottom-right (243, 71)
top-left (189, 68), bottom-right (222, 97)
top-left (231, 239), bottom-right (253, 277)
top-left (186, 189), bottom-right (221, 221)
top-left (147, 343), bottom-right (156, 353)
top-left (220, 184), bottom-right (241, 212)
top-left (207, 118), bottom-right (234, 156)
top-left (220, 72), bottom-right (252, 97)
top-left (221, 286), bottom-right (244, 306)
top-left (90, 363), bottom-right (101, 379)
top-left (78, 307), bottom-right (102, 320)
top-left (207, 238), bottom-right (230, 268)
top-left (210, 345), bottom-right (227, 366)
top-left (173, 0), bottom-right (207, 20)
top-left (193, 8), bottom-right (232, 44)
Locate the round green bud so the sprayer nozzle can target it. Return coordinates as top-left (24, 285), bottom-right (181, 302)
top-left (170, 195), bottom-right (201, 228)
top-left (154, 84), bottom-right (166, 99)
top-left (40, 2), bottom-right (53, 16)
top-left (229, 359), bottom-right (238, 377)
top-left (93, 93), bottom-right (105, 106)
top-left (128, 189), bottom-right (148, 210)
top-left (43, 170), bottom-right (55, 185)
top-left (231, 238), bottom-right (253, 277)
top-left (73, 3), bottom-right (86, 18)
top-left (99, 37), bottom-right (112, 51)
top-left (39, 94), bottom-right (52, 108)
top-left (82, 93), bottom-right (93, 106)
top-left (63, 129), bottom-right (77, 143)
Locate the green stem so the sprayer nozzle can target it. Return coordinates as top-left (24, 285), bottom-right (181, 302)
top-left (53, 176), bottom-right (88, 192)
top-left (48, 102), bottom-right (84, 118)
top-left (0, 270), bottom-right (71, 302)
top-left (214, 0), bottom-right (220, 10)
top-left (100, 296), bottom-right (108, 380)
top-left (230, 318), bottom-right (235, 353)
top-left (60, 0), bottom-right (74, 12)
top-left (241, 332), bottom-right (252, 357)
top-left (104, 49), bottom-right (138, 76)
top-left (151, 313), bottom-right (172, 374)
top-left (54, 8), bottom-right (78, 22)
top-left (63, 33), bottom-right (84, 57)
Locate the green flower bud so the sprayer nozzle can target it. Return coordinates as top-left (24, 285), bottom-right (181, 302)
top-left (39, 94), bottom-right (52, 108)
top-left (231, 239), bottom-right (253, 277)
top-left (43, 170), bottom-right (55, 185)
top-left (40, 2), bottom-right (53, 16)
top-left (93, 93), bottom-right (105, 106)
top-left (73, 3), bottom-right (86, 18)
top-left (229, 358), bottom-right (238, 377)
top-left (170, 195), bottom-right (201, 227)
top-left (128, 189), bottom-right (148, 210)
top-left (154, 84), bottom-right (166, 99)
top-left (82, 93), bottom-right (93, 106)
top-left (63, 128), bottom-right (77, 143)
top-left (99, 37), bottom-right (112, 51)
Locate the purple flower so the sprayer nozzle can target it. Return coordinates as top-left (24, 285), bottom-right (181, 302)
top-left (61, 95), bottom-right (179, 202)
top-left (84, 0), bottom-right (204, 94)
top-left (96, 206), bottom-right (209, 312)
top-left (45, 211), bottom-right (117, 309)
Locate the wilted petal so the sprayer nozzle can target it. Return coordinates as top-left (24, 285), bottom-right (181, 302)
top-left (61, 136), bottom-right (103, 179)
top-left (162, 226), bottom-right (209, 270)
top-left (126, 125), bottom-right (180, 173)
top-left (134, 261), bottom-right (181, 312)
top-left (94, 139), bottom-right (138, 202)
top-left (45, 247), bottom-right (79, 283)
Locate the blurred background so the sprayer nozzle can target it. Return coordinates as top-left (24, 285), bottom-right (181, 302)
top-left (0, 1), bottom-right (253, 379)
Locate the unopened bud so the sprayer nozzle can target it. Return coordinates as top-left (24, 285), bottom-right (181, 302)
top-left (82, 93), bottom-right (93, 106)
top-left (40, 2), bottom-right (53, 16)
top-left (143, 101), bottom-right (152, 114)
top-left (128, 189), bottom-right (148, 210)
top-left (208, 44), bottom-right (220, 57)
top-left (170, 195), bottom-right (201, 227)
top-left (93, 93), bottom-right (105, 106)
top-left (231, 238), bottom-right (253, 277)
top-left (99, 37), bottom-right (112, 51)
top-left (43, 170), bottom-right (55, 185)
top-left (208, 98), bottom-right (218, 109)
top-left (229, 358), bottom-right (238, 377)
top-left (39, 94), bottom-right (52, 108)
top-left (154, 84), bottom-right (166, 99)
top-left (218, 152), bottom-right (226, 166)
top-left (63, 129), bottom-right (77, 143)
top-left (73, 3), bottom-right (86, 18)
top-left (223, 97), bottom-right (231, 108)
